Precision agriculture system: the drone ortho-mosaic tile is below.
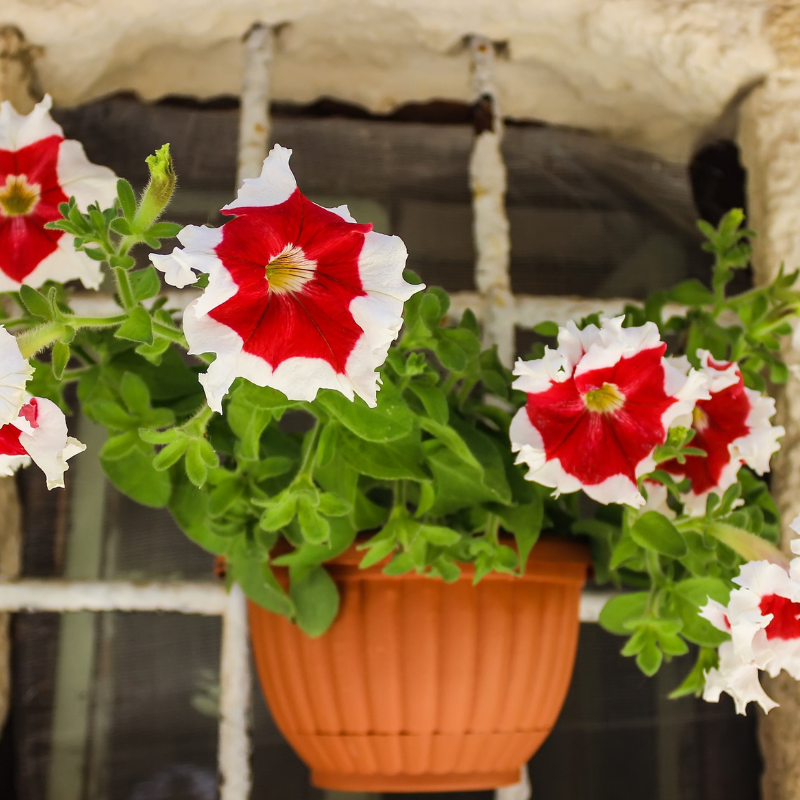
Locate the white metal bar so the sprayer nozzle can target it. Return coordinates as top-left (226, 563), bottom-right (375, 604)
top-left (0, 580), bottom-right (227, 614)
top-left (237, 23), bottom-right (274, 185)
top-left (0, 579), bottom-right (610, 622)
top-left (218, 583), bottom-right (252, 800)
top-left (469, 35), bottom-right (514, 367)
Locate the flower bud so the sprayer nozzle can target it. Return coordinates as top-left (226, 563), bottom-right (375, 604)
top-left (135, 143), bottom-right (176, 231)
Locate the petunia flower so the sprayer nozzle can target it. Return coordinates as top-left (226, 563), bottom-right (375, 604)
top-left (153, 145), bottom-right (421, 412)
top-left (0, 95), bottom-right (117, 291)
top-left (0, 395), bottom-right (85, 489)
top-left (0, 325), bottom-right (33, 425)
top-left (662, 351), bottom-right (783, 516)
top-left (701, 527), bottom-right (800, 713)
top-left (509, 317), bottom-right (708, 507)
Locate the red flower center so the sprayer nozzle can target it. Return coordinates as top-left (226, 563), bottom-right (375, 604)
top-left (265, 245), bottom-right (316, 294)
top-left (0, 135), bottom-right (68, 282)
top-left (0, 175), bottom-right (40, 217)
top-left (760, 594), bottom-right (800, 640)
top-left (584, 382), bottom-right (625, 413)
top-left (525, 344), bottom-right (675, 488)
top-left (209, 189), bottom-right (371, 374)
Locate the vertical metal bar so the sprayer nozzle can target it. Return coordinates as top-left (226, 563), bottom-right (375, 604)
top-left (468, 35), bottom-right (531, 800)
top-left (218, 583), bottom-right (251, 800)
top-left (237, 23), bottom-right (274, 185)
top-left (469, 35), bottom-right (514, 368)
top-left (218, 25), bottom-right (274, 799)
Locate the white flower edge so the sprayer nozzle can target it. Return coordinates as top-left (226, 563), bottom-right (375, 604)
top-left (0, 326), bottom-right (33, 426)
top-left (0, 397), bottom-right (85, 489)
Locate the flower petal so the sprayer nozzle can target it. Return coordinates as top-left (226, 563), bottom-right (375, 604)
top-left (0, 326), bottom-right (32, 426)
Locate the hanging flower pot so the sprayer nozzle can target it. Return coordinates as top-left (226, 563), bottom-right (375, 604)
top-left (249, 536), bottom-right (590, 793)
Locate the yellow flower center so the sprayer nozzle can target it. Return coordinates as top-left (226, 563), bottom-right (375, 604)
top-left (584, 382), bottom-right (625, 414)
top-left (265, 245), bottom-right (316, 294)
top-left (0, 174), bottom-right (40, 217)
top-left (692, 405), bottom-right (709, 431)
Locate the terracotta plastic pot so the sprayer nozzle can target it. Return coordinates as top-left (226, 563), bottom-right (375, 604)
top-left (249, 536), bottom-right (590, 793)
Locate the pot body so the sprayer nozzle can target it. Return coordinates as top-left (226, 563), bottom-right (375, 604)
top-left (249, 537), bottom-right (590, 793)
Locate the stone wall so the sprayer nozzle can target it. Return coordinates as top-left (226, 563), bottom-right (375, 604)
top-left (0, 0), bottom-right (780, 162)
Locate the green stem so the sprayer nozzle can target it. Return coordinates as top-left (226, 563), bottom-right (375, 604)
top-left (16, 322), bottom-right (68, 358)
top-left (152, 320), bottom-right (188, 347)
top-left (297, 420), bottom-right (321, 478)
top-left (707, 521), bottom-right (790, 569)
top-left (114, 266), bottom-right (135, 311)
top-left (485, 513), bottom-right (500, 545)
top-left (67, 314), bottom-right (128, 328)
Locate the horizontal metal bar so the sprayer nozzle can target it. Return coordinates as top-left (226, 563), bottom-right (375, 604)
top-left (578, 590), bottom-right (617, 623)
top-left (0, 579), bottom-right (611, 621)
top-left (68, 289), bottom-right (647, 330)
top-left (0, 580), bottom-right (228, 614)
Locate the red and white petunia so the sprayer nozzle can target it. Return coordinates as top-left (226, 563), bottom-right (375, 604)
top-left (153, 145), bottom-right (421, 411)
top-left (509, 317), bottom-right (708, 507)
top-left (0, 396), bottom-right (85, 489)
top-left (0, 95), bottom-right (117, 291)
top-left (662, 351), bottom-right (783, 516)
top-left (0, 325), bottom-right (33, 425)
top-left (701, 527), bottom-right (800, 713)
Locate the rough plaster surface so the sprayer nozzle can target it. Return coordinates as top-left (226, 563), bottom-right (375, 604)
top-left (739, 70), bottom-right (800, 800)
top-left (0, 0), bottom-right (781, 162)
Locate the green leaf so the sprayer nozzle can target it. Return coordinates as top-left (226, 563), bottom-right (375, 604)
top-left (116, 307), bottom-right (154, 344)
top-left (231, 559), bottom-right (294, 618)
top-left (317, 382), bottom-right (413, 443)
top-left (185, 441), bottom-right (209, 487)
top-left (227, 397), bottom-right (272, 462)
top-left (317, 493), bottom-right (352, 517)
top-left (338, 432), bottom-right (427, 481)
top-left (424, 447), bottom-right (495, 515)
top-left (89, 399), bottom-right (135, 430)
top-left (260, 493), bottom-right (298, 532)
top-left (598, 592), bottom-right (649, 635)
top-left (316, 423), bottom-right (338, 468)
top-left (101, 445), bottom-right (171, 507)
top-left (19, 285), bottom-right (54, 320)
top-left (117, 179), bottom-right (137, 220)
top-left (51, 341), bottom-right (70, 380)
top-left (668, 279), bottom-right (716, 306)
top-left (297, 504), bottom-right (330, 544)
top-left (407, 382), bottom-right (449, 425)
top-left (208, 478), bottom-right (244, 517)
top-left (630, 511), bottom-right (687, 558)
top-left (434, 338), bottom-right (468, 372)
top-left (636, 640), bottom-right (663, 676)
top-left (152, 437), bottom-right (189, 471)
top-left (495, 496), bottom-right (543, 572)
top-left (120, 372), bottom-right (152, 416)
top-left (129, 266), bottom-right (162, 304)
top-left (420, 417), bottom-right (482, 471)
top-left (99, 431), bottom-right (139, 461)
top-left (109, 217), bottom-right (132, 235)
top-left (168, 473), bottom-right (231, 555)
top-left (533, 321), bottom-right (559, 337)
top-left (419, 525), bottom-right (461, 546)
top-left (419, 292), bottom-right (443, 330)
top-left (147, 221), bottom-right (182, 239)
top-left (290, 566), bottom-right (339, 637)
